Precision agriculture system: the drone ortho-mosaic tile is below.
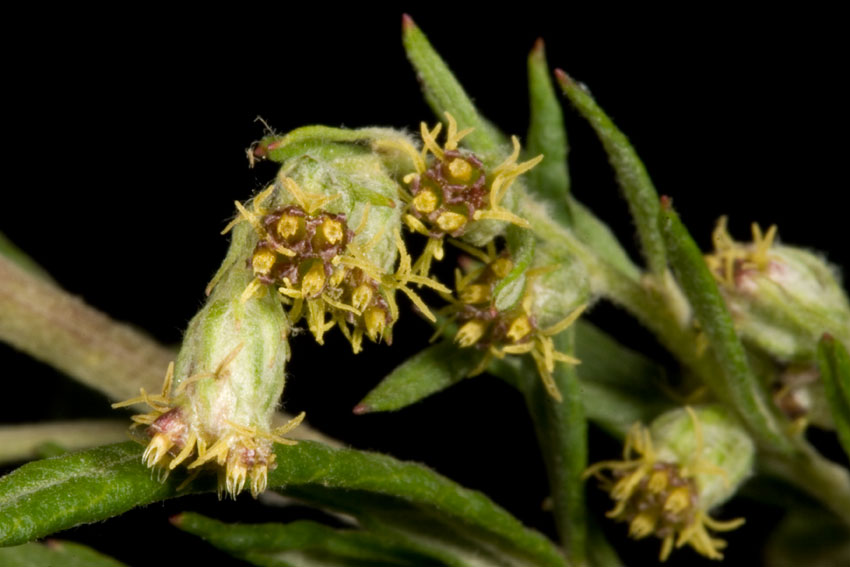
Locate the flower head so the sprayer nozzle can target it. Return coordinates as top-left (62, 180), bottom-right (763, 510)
top-left (226, 172), bottom-right (448, 353)
top-left (586, 406), bottom-right (754, 561)
top-left (446, 241), bottom-right (585, 401)
top-left (389, 112), bottom-right (542, 276)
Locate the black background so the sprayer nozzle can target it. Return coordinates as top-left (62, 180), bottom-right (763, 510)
top-left (2, 8), bottom-right (846, 566)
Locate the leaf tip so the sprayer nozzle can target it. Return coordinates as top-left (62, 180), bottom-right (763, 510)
top-left (402, 13), bottom-right (416, 33)
top-left (532, 37), bottom-right (545, 56)
top-left (169, 514), bottom-right (185, 527)
top-left (352, 403), bottom-right (372, 415)
top-left (660, 195), bottom-right (673, 210)
top-left (822, 332), bottom-right (835, 343)
top-left (554, 68), bottom-right (571, 86)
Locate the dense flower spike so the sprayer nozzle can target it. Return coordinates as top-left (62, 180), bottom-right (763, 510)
top-left (113, 224), bottom-right (303, 498)
top-left (446, 242), bottom-right (585, 401)
top-left (391, 112), bottom-right (543, 276)
top-left (586, 406), bottom-right (754, 561)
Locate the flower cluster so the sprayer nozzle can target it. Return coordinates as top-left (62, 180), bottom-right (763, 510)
top-left (446, 242), bottom-right (585, 401)
top-left (228, 173), bottom-right (448, 353)
top-left (704, 215), bottom-right (777, 289)
top-left (586, 406), bottom-right (753, 561)
top-left (385, 112), bottom-right (542, 276)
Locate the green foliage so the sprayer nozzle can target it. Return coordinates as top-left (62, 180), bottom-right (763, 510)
top-left (0, 540), bottom-right (127, 567)
top-left (817, 335), bottom-right (850, 459)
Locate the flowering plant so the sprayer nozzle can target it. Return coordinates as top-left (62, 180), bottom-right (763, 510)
top-left (1, 14), bottom-right (849, 567)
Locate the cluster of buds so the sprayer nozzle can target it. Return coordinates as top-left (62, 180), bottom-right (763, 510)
top-left (113, 223), bottom-right (304, 498)
top-left (386, 112), bottom-right (542, 276)
top-left (448, 243), bottom-right (586, 401)
top-left (705, 216), bottom-right (850, 428)
top-left (586, 405), bottom-right (755, 561)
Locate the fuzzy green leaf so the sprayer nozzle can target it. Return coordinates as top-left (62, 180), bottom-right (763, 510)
top-left (556, 71), bottom-right (666, 276)
top-left (817, 334), bottom-right (850, 459)
top-left (0, 443), bottom-right (206, 546)
top-left (354, 340), bottom-right (480, 414)
top-left (173, 513), bottom-right (443, 567)
top-left (526, 40), bottom-right (571, 225)
top-left (401, 15), bottom-right (502, 159)
top-left (0, 442), bottom-right (566, 566)
top-left (0, 540), bottom-right (127, 567)
top-left (659, 202), bottom-right (793, 453)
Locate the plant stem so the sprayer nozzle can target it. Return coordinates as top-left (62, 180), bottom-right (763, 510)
top-left (0, 256), bottom-right (337, 446)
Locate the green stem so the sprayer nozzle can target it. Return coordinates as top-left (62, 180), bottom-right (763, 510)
top-left (519, 329), bottom-right (587, 566)
top-left (0, 421), bottom-right (128, 465)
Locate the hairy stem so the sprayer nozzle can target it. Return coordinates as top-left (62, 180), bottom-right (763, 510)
top-left (0, 256), bottom-right (336, 446)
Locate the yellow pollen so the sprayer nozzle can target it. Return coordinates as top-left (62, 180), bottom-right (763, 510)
top-left (629, 512), bottom-right (657, 539)
top-left (301, 262), bottom-right (327, 298)
top-left (647, 470), bottom-right (669, 493)
top-left (664, 486), bottom-right (692, 515)
top-left (447, 157), bottom-right (473, 181)
top-left (506, 316), bottom-right (533, 343)
top-left (413, 189), bottom-right (439, 214)
top-left (251, 249), bottom-right (277, 276)
top-left (460, 283), bottom-right (490, 305)
top-left (320, 218), bottom-right (344, 245)
top-left (456, 320), bottom-right (487, 347)
top-left (436, 211), bottom-right (467, 233)
top-left (277, 214), bottom-right (302, 240)
top-left (490, 258), bottom-right (514, 278)
top-left (364, 306), bottom-right (387, 340)
top-left (329, 266), bottom-right (346, 287)
top-left (352, 284), bottom-right (374, 312)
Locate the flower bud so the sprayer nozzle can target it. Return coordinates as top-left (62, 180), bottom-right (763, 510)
top-left (586, 405), bottom-right (755, 561)
top-left (114, 222), bottom-right (302, 498)
top-left (705, 217), bottom-right (850, 362)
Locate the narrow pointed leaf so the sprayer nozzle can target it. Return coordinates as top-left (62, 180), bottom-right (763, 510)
top-left (355, 341), bottom-right (480, 414)
top-left (401, 16), bottom-right (502, 158)
top-left (0, 442), bottom-right (206, 546)
top-left (1, 441), bottom-right (567, 566)
top-left (659, 201), bottom-right (793, 453)
top-left (817, 334), bottom-right (850, 459)
top-left (556, 70), bottom-right (666, 275)
top-left (0, 540), bottom-right (127, 567)
top-left (526, 40), bottom-right (571, 225)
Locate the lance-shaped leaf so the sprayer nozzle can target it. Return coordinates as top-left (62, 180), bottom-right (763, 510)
top-left (0, 540), bottom-right (128, 567)
top-left (173, 513), bottom-right (446, 567)
top-left (401, 15), bottom-right (502, 158)
top-left (354, 340), bottom-right (480, 414)
top-left (817, 334), bottom-right (850, 459)
top-left (556, 70), bottom-right (666, 276)
top-left (659, 200), bottom-right (793, 453)
top-left (0, 441), bottom-right (567, 567)
top-left (525, 40), bottom-right (571, 226)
